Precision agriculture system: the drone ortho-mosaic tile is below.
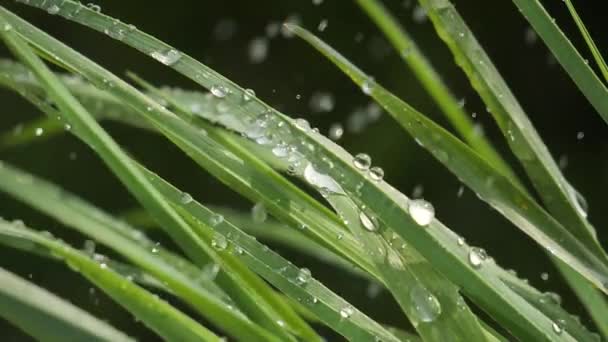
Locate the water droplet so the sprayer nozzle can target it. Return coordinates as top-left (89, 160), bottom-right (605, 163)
top-left (296, 268), bottom-right (311, 285)
top-left (412, 5), bottom-right (427, 23)
top-left (317, 19), bottom-right (328, 32)
top-left (251, 202), bottom-right (268, 223)
top-left (328, 123), bottom-right (344, 140)
top-left (86, 3), bottom-right (101, 13)
top-left (208, 214), bottom-right (224, 227)
top-left (540, 272), bottom-right (549, 281)
top-left (313, 0), bottom-right (324, 4)
top-left (83, 240), bottom-right (96, 256)
top-left (410, 284), bottom-right (441, 323)
top-left (552, 320), bottom-right (564, 335)
top-left (180, 192), bottom-right (193, 204)
top-left (1, 23), bottom-right (12, 32)
top-left (47, 5), bottom-right (60, 14)
top-left (309, 92), bottom-right (335, 112)
top-left (303, 163), bottom-right (342, 194)
top-left (408, 199), bottom-right (435, 226)
top-left (150, 49), bottom-right (181, 66)
top-left (248, 37), bottom-right (269, 64)
top-left (211, 85), bottom-right (228, 98)
top-left (359, 211), bottom-right (379, 232)
top-left (211, 233), bottom-right (228, 251)
top-left (369, 166), bottom-right (384, 181)
top-left (361, 79), bottom-right (374, 95)
top-left (35, 127), bottom-right (44, 136)
top-left (340, 306), bottom-right (354, 319)
top-left (576, 131), bottom-right (585, 140)
top-left (457, 237), bottom-right (465, 246)
top-left (468, 247), bottom-right (487, 269)
top-left (243, 88), bottom-right (255, 102)
top-left (294, 118), bottom-right (311, 131)
top-left (353, 153), bottom-right (371, 170)
top-left (276, 320), bottom-right (286, 328)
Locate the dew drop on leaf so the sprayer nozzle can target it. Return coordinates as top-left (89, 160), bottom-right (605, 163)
top-left (369, 166), bottom-right (384, 181)
top-left (150, 49), bottom-right (181, 66)
top-left (468, 247), bottom-right (487, 269)
top-left (359, 211), bottom-right (379, 232)
top-left (408, 199), bottom-right (435, 226)
top-left (251, 202), bottom-right (268, 223)
top-left (340, 306), bottom-right (354, 319)
top-left (410, 284), bottom-right (442, 323)
top-left (353, 153), bottom-right (371, 170)
top-left (296, 268), bottom-right (311, 285)
top-left (211, 85), bottom-right (228, 98)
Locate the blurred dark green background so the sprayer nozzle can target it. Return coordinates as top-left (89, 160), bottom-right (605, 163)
top-left (1, 0), bottom-right (607, 340)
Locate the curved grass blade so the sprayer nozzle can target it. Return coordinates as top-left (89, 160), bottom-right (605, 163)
top-left (287, 24), bottom-right (608, 293)
top-left (507, 0), bottom-right (608, 122)
top-left (0, 12), bottom-right (315, 341)
top-left (2, 3), bottom-right (586, 339)
top-left (0, 219), bottom-right (223, 342)
top-left (562, 0), bottom-right (608, 83)
top-left (0, 162), bottom-right (281, 342)
top-left (354, 0), bottom-right (519, 186)
top-left (416, 0), bottom-right (605, 258)
top-left (0, 266), bottom-right (134, 342)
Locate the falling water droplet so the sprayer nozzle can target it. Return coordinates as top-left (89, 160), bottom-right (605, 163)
top-left (353, 153), bottom-right (371, 170)
top-left (468, 247), bottom-right (487, 269)
top-left (408, 199), bottom-right (435, 226)
top-left (410, 284), bottom-right (442, 323)
top-left (328, 123), bottom-right (344, 140)
top-left (35, 127), bottom-right (44, 137)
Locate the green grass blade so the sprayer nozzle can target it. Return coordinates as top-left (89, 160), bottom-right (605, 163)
top-left (562, 0), bottom-right (608, 83)
top-left (0, 162), bottom-right (281, 342)
top-left (0, 219), bottom-right (222, 342)
top-left (0, 266), bottom-right (134, 342)
top-left (0, 10), bottom-right (315, 341)
top-left (354, 0), bottom-right (519, 185)
top-left (417, 0), bottom-right (604, 257)
top-left (508, 0), bottom-right (608, 122)
top-left (287, 23), bottom-right (608, 292)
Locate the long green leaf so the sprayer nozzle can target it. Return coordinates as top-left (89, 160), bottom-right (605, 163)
top-left (0, 266), bottom-right (133, 342)
top-left (0, 162), bottom-right (279, 342)
top-left (0, 219), bottom-right (221, 342)
top-left (507, 0), bottom-right (608, 123)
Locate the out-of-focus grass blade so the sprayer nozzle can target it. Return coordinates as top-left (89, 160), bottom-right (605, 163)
top-left (0, 219), bottom-right (222, 342)
top-left (417, 0), bottom-right (604, 257)
top-left (287, 24), bottom-right (608, 293)
top-left (3, 2), bottom-right (587, 340)
top-left (0, 162), bottom-right (281, 342)
top-left (563, 0), bottom-right (608, 83)
top-left (0, 10), bottom-right (315, 341)
top-left (354, 0), bottom-right (519, 185)
top-left (0, 266), bottom-right (134, 342)
top-left (507, 0), bottom-right (608, 122)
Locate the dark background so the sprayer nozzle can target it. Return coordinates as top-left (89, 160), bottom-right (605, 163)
top-left (1, 0), bottom-right (607, 340)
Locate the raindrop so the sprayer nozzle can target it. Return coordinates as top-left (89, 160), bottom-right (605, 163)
top-left (47, 5), bottom-right (60, 14)
top-left (552, 320), bottom-right (564, 335)
top-left (210, 214), bottom-right (224, 226)
top-left (468, 247), bottom-right (487, 269)
top-left (248, 37), bottom-right (269, 64)
top-left (86, 3), bottom-right (101, 13)
top-left (361, 79), bottom-right (374, 95)
top-left (272, 142), bottom-right (290, 158)
top-left (296, 268), bottom-right (311, 285)
top-left (540, 272), bottom-right (549, 281)
top-left (211, 85), bottom-right (228, 98)
top-left (251, 202), bottom-right (268, 223)
top-left (359, 211), bottom-right (379, 232)
top-left (412, 5), bottom-right (427, 23)
top-left (312, 0), bottom-right (324, 5)
top-left (457, 237), bottom-right (465, 246)
top-left (408, 199), bottom-right (435, 226)
top-left (213, 18), bottom-right (237, 41)
top-left (211, 233), bottom-right (228, 251)
top-left (457, 185), bottom-right (465, 197)
top-left (369, 166), bottom-right (384, 181)
top-left (328, 123), bottom-right (344, 140)
top-left (576, 131), bottom-right (585, 140)
top-left (412, 184), bottom-right (424, 198)
top-left (340, 306), bottom-right (354, 319)
top-left (410, 284), bottom-right (442, 323)
top-left (294, 118), bottom-right (311, 131)
top-left (309, 92), bottom-right (335, 113)
top-left (353, 153), bottom-right (371, 170)
top-left (524, 27), bottom-right (538, 45)
top-left (243, 88), bottom-right (256, 102)
top-left (150, 49), bottom-right (181, 66)
top-left (180, 192), bottom-right (193, 204)
top-left (83, 240), bottom-right (96, 256)
top-left (303, 163), bottom-right (342, 194)
top-left (35, 127), bottom-right (44, 136)
top-left (318, 19), bottom-right (328, 32)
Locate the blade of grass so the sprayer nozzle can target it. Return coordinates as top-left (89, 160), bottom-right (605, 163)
top-left (562, 0), bottom-right (608, 83)
top-left (0, 11), bottom-right (314, 341)
top-left (0, 219), bottom-right (223, 342)
top-left (354, 0), bottom-right (520, 186)
top-left (287, 23), bottom-right (608, 292)
top-left (507, 0), bottom-right (608, 122)
top-left (0, 266), bottom-right (134, 342)
top-left (2, 3), bottom-right (585, 339)
top-left (0, 161), bottom-right (281, 342)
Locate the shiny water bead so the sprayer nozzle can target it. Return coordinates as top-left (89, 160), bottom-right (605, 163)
top-left (211, 85), bottom-right (228, 98)
top-left (211, 233), bottom-right (228, 251)
top-left (150, 49), bottom-right (181, 66)
top-left (47, 4), bottom-right (60, 14)
top-left (180, 192), bottom-right (193, 204)
top-left (296, 268), bottom-right (311, 285)
top-left (328, 123), bottom-right (344, 140)
top-left (353, 153), bottom-right (371, 170)
top-left (340, 306), bottom-right (354, 319)
top-left (408, 199), bottom-right (435, 226)
top-left (457, 237), bottom-right (465, 246)
top-left (248, 37), bottom-right (269, 64)
top-left (468, 247), bottom-right (487, 269)
top-left (35, 127), bottom-right (44, 137)
top-left (359, 211), bottom-right (379, 232)
top-left (410, 285), bottom-right (442, 323)
top-left (210, 214), bottom-right (224, 226)
top-left (251, 202), bottom-right (267, 223)
top-left (361, 79), bottom-right (374, 95)
top-left (243, 88), bottom-right (256, 102)
top-left (369, 166), bottom-right (384, 181)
